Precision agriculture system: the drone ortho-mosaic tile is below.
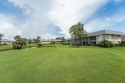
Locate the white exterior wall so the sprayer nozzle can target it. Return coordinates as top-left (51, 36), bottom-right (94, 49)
top-left (96, 35), bottom-right (122, 44)
top-left (118, 37), bottom-right (121, 41)
top-left (98, 35), bottom-right (103, 42)
top-left (109, 35), bottom-right (112, 41)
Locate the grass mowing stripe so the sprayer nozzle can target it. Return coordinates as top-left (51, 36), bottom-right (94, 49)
top-left (0, 46), bottom-right (125, 83)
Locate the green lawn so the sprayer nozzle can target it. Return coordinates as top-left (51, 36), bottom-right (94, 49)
top-left (0, 45), bottom-right (125, 83)
top-left (0, 45), bottom-right (13, 51)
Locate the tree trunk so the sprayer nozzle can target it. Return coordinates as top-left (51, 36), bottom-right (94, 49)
top-left (77, 39), bottom-right (79, 48)
top-left (0, 38), bottom-right (1, 44)
top-left (75, 39), bottom-right (77, 46)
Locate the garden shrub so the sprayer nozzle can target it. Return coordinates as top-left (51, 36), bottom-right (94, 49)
top-left (113, 44), bottom-right (120, 47)
top-left (99, 40), bottom-right (113, 48)
top-left (38, 43), bottom-right (42, 48)
top-left (12, 40), bottom-right (27, 49)
top-left (121, 41), bottom-right (125, 46)
top-left (63, 43), bottom-right (67, 45)
top-left (12, 42), bottom-right (23, 49)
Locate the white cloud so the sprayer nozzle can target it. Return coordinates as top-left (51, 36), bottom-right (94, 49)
top-left (1, 0), bottom-right (109, 39)
top-left (8, 0), bottom-right (56, 39)
top-left (41, 33), bottom-right (57, 39)
top-left (85, 12), bottom-right (125, 32)
top-left (85, 18), bottom-right (114, 32)
top-left (0, 14), bottom-right (23, 40)
top-left (48, 0), bottom-right (109, 37)
top-left (114, 0), bottom-right (123, 3)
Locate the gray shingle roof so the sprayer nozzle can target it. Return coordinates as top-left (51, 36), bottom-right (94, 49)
top-left (88, 30), bottom-right (125, 36)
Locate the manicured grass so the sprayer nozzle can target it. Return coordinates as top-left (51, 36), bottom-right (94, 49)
top-left (0, 45), bottom-right (125, 83)
top-left (0, 45), bottom-right (13, 51)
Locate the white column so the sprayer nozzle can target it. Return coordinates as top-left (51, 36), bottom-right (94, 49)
top-left (109, 35), bottom-right (112, 41)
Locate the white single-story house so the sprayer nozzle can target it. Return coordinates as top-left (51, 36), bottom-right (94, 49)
top-left (1, 39), bottom-right (14, 44)
top-left (51, 39), bottom-right (63, 44)
top-left (41, 40), bottom-right (51, 44)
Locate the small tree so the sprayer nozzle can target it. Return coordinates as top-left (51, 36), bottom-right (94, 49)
top-left (69, 22), bottom-right (84, 47)
top-left (33, 36), bottom-right (41, 44)
top-left (13, 35), bottom-right (27, 49)
top-left (14, 35), bottom-right (21, 41)
top-left (37, 36), bottom-right (41, 43)
top-left (0, 33), bottom-right (4, 44)
top-left (56, 37), bottom-right (66, 44)
top-left (61, 37), bottom-right (66, 44)
top-left (28, 39), bottom-right (32, 44)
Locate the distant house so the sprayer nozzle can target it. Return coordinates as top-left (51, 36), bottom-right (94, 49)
top-left (41, 40), bottom-right (51, 44)
top-left (51, 39), bottom-right (63, 44)
top-left (67, 30), bottom-right (125, 45)
top-left (1, 39), bottom-right (14, 44)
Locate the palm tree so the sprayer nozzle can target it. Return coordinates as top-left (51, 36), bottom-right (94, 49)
top-left (0, 33), bottom-right (4, 44)
top-left (69, 22), bottom-right (84, 47)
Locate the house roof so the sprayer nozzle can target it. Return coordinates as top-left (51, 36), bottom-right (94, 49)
top-left (88, 30), bottom-right (125, 36)
top-left (51, 39), bottom-right (62, 42)
top-left (1, 39), bottom-right (14, 42)
top-left (41, 40), bottom-right (51, 42)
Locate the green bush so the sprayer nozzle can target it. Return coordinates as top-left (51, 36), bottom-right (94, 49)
top-left (96, 44), bottom-right (100, 46)
top-left (50, 41), bottom-right (55, 44)
top-left (12, 41), bottom-right (27, 49)
top-left (3, 43), bottom-right (8, 45)
top-left (38, 44), bottom-right (42, 48)
top-left (63, 43), bottom-right (67, 45)
top-left (12, 42), bottom-right (23, 49)
top-left (112, 44), bottom-right (118, 47)
top-left (121, 41), bottom-right (125, 46)
top-left (99, 40), bottom-right (113, 48)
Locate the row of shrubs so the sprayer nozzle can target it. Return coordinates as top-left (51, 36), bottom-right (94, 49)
top-left (96, 40), bottom-right (125, 48)
top-left (0, 43), bottom-right (9, 46)
top-left (12, 42), bottom-right (44, 49)
top-left (12, 42), bottom-right (68, 49)
top-left (12, 40), bottom-right (125, 49)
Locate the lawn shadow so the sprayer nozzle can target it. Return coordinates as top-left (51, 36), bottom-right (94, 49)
top-left (0, 48), bottom-right (13, 52)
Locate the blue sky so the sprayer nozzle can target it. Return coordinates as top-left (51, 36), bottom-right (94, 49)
top-left (0, 0), bottom-right (23, 19)
top-left (0, 0), bottom-right (125, 39)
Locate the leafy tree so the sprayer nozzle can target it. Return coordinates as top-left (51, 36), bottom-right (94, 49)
top-left (13, 35), bottom-right (27, 49)
top-left (0, 33), bottom-right (4, 44)
top-left (56, 37), bottom-right (66, 44)
top-left (28, 39), bottom-right (32, 44)
top-left (56, 37), bottom-right (62, 40)
top-left (69, 22), bottom-right (84, 47)
top-left (33, 39), bottom-right (38, 44)
top-left (61, 37), bottom-right (66, 43)
top-left (14, 35), bottom-right (21, 41)
top-left (33, 36), bottom-right (41, 44)
top-left (37, 36), bottom-right (41, 43)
